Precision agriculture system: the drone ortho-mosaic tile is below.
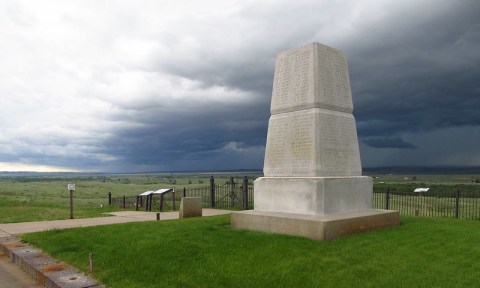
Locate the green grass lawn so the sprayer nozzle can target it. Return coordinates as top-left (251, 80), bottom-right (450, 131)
top-left (2, 172), bottom-right (477, 223)
top-left (21, 215), bottom-right (480, 288)
top-left (0, 200), bottom-right (121, 223)
top-left (0, 173), bottom-right (259, 223)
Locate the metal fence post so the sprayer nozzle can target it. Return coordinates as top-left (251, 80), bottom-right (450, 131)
top-left (230, 177), bottom-right (235, 208)
top-left (173, 189), bottom-right (176, 211)
top-left (243, 176), bottom-right (249, 210)
top-left (210, 176), bottom-right (215, 208)
top-left (386, 187), bottom-right (390, 210)
top-left (122, 195), bottom-right (126, 209)
top-left (183, 187), bottom-right (186, 198)
top-left (108, 192), bottom-right (112, 205)
top-left (69, 190), bottom-right (74, 219)
top-left (136, 196), bottom-right (139, 211)
top-left (149, 194), bottom-right (153, 211)
top-left (455, 189), bottom-right (460, 218)
top-left (160, 194), bottom-right (164, 211)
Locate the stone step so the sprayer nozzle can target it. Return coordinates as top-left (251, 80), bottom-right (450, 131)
top-left (0, 236), bottom-right (104, 288)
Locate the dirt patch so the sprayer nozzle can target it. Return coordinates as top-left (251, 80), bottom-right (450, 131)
top-left (42, 262), bottom-right (69, 273)
top-left (33, 252), bottom-right (47, 258)
top-left (3, 242), bottom-right (25, 249)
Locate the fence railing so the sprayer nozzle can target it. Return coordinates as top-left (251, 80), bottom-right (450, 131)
top-left (110, 180), bottom-right (480, 219)
top-left (110, 176), bottom-right (254, 211)
top-left (374, 188), bottom-right (480, 219)
top-left (182, 176), bottom-right (254, 210)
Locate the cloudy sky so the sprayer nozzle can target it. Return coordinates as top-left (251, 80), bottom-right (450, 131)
top-left (0, 0), bottom-right (479, 172)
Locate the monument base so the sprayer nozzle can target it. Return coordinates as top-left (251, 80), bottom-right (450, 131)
top-left (231, 209), bottom-right (399, 240)
top-left (254, 176), bottom-right (373, 215)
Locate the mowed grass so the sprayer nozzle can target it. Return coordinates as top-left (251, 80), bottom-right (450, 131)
top-left (21, 215), bottom-right (480, 288)
top-left (0, 200), bottom-right (120, 223)
top-left (0, 180), bottom-right (125, 223)
top-left (0, 173), bottom-right (258, 223)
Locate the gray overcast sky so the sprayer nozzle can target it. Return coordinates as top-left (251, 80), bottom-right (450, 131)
top-left (0, 0), bottom-right (479, 172)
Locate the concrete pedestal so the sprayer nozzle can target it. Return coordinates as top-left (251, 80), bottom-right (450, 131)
top-left (179, 197), bottom-right (202, 219)
top-left (231, 209), bottom-right (400, 240)
top-left (254, 176), bottom-right (372, 216)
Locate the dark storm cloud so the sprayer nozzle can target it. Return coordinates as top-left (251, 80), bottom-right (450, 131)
top-left (363, 137), bottom-right (417, 149)
top-left (348, 0), bottom-right (480, 138)
top-left (98, 96), bottom-right (269, 171)
top-left (161, 55), bottom-right (276, 97)
top-left (101, 0), bottom-right (480, 171)
top-left (2, 0), bottom-right (480, 172)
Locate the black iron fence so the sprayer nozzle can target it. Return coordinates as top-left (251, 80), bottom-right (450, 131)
top-left (110, 176), bottom-right (254, 211)
top-left (374, 188), bottom-right (480, 219)
top-left (183, 176), bottom-right (254, 210)
top-left (110, 180), bottom-right (480, 219)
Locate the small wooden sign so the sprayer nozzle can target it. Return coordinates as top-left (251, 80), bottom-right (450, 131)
top-left (67, 184), bottom-right (76, 191)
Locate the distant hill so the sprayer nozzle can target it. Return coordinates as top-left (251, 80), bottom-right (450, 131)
top-left (363, 166), bottom-right (480, 175)
top-left (0, 169), bottom-right (263, 178)
top-left (1, 167), bottom-right (479, 178)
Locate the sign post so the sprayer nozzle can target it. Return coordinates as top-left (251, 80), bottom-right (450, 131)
top-left (67, 184), bottom-right (75, 219)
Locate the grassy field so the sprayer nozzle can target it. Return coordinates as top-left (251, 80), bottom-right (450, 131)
top-left (6, 171), bottom-right (480, 286)
top-left (1, 171), bottom-right (479, 223)
top-left (368, 171), bottom-right (480, 219)
top-left (366, 171), bottom-right (480, 187)
top-left (0, 173), bottom-right (260, 223)
top-left (21, 214), bottom-right (480, 288)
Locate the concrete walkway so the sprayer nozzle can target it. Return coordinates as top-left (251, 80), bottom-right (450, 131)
top-left (0, 252), bottom-right (42, 287)
top-left (0, 209), bottom-right (232, 237)
top-left (0, 209), bottom-right (231, 287)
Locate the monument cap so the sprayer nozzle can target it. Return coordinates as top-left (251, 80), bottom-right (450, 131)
top-left (271, 42), bottom-right (353, 115)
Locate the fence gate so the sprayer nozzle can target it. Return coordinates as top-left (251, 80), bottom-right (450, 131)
top-left (213, 177), bottom-right (246, 209)
top-left (110, 176), bottom-right (254, 211)
top-left (183, 176), bottom-right (253, 210)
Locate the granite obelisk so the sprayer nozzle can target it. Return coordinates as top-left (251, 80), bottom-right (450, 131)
top-left (231, 42), bottom-right (399, 240)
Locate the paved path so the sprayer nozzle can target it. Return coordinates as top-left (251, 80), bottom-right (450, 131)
top-left (0, 252), bottom-right (42, 287)
top-left (0, 209), bottom-right (231, 287)
top-left (0, 209), bottom-right (231, 237)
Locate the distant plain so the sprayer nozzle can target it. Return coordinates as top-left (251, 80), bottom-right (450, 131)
top-left (3, 170), bottom-right (480, 287)
top-left (1, 169), bottom-right (479, 223)
top-left (0, 172), bottom-right (260, 223)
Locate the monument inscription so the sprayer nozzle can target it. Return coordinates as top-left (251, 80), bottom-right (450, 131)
top-left (271, 45), bottom-right (313, 113)
top-left (317, 111), bottom-right (360, 175)
top-left (264, 110), bottom-right (361, 177)
top-left (315, 45), bottom-right (352, 113)
top-left (291, 113), bottom-right (314, 175)
top-left (271, 43), bottom-right (353, 115)
top-left (264, 114), bottom-right (289, 175)
top-left (264, 42), bottom-right (361, 178)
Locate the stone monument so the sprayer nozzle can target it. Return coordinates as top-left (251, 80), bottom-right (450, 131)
top-left (179, 197), bottom-right (202, 218)
top-left (231, 42), bottom-right (399, 240)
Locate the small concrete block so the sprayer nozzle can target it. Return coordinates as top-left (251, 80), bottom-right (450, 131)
top-left (179, 197), bottom-right (203, 218)
top-left (0, 236), bottom-right (19, 245)
top-left (45, 269), bottom-right (98, 288)
top-left (22, 252), bottom-right (56, 267)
